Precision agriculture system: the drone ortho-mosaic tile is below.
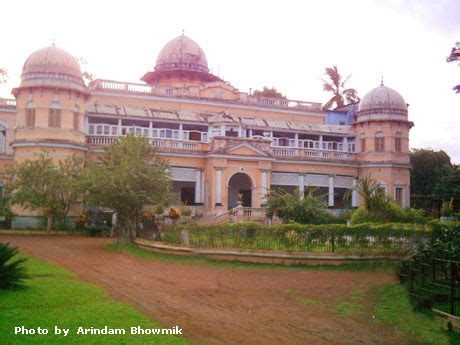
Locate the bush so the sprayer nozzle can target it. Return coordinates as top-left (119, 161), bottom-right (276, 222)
top-left (0, 243), bottom-right (28, 289)
top-left (163, 221), bottom-right (430, 254)
top-left (266, 188), bottom-right (344, 224)
top-left (180, 204), bottom-right (192, 217)
top-left (0, 195), bottom-right (14, 229)
top-left (350, 203), bottom-right (425, 225)
top-left (168, 207), bottom-right (180, 219)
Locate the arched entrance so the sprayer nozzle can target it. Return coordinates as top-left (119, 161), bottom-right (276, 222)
top-left (228, 173), bottom-right (252, 209)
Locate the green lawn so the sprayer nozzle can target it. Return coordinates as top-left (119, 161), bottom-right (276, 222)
top-left (372, 283), bottom-right (460, 344)
top-left (107, 242), bottom-right (399, 272)
top-left (0, 255), bottom-right (187, 344)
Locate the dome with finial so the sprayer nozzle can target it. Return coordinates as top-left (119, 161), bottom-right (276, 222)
top-left (357, 81), bottom-right (408, 122)
top-left (141, 34), bottom-right (221, 84)
top-left (155, 34), bottom-right (209, 73)
top-left (20, 44), bottom-right (86, 92)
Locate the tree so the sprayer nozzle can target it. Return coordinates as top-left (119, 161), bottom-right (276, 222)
top-left (6, 153), bottom-right (85, 230)
top-left (321, 65), bottom-right (360, 110)
top-left (447, 43), bottom-right (460, 93)
top-left (85, 135), bottom-right (173, 242)
top-left (0, 68), bottom-right (7, 85)
top-left (253, 86), bottom-right (285, 98)
top-left (345, 174), bottom-right (389, 213)
top-left (409, 149), bottom-right (460, 212)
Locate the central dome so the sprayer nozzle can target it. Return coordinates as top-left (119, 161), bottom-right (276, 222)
top-left (154, 35), bottom-right (209, 73)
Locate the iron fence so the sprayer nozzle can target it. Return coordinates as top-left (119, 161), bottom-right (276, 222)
top-left (399, 258), bottom-right (460, 317)
top-left (156, 223), bottom-right (430, 255)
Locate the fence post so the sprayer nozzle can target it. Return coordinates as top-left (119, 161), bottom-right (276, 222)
top-left (451, 261), bottom-right (455, 315)
top-left (181, 228), bottom-right (190, 246)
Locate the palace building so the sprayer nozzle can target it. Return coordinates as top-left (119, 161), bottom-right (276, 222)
top-left (0, 35), bottom-right (413, 227)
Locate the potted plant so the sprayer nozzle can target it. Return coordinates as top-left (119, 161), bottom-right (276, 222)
top-left (440, 198), bottom-right (455, 223)
top-left (168, 207), bottom-right (180, 224)
top-left (180, 204), bottom-right (192, 222)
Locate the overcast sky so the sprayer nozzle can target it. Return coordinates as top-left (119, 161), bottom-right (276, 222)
top-left (1, 0), bottom-right (459, 162)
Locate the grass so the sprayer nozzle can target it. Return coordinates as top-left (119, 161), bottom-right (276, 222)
top-left (0, 255), bottom-right (186, 344)
top-left (372, 283), bottom-right (460, 344)
top-left (107, 242), bottom-right (400, 272)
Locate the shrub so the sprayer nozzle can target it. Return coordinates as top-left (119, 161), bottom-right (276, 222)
top-left (350, 202), bottom-right (417, 225)
top-left (403, 208), bottom-right (428, 224)
top-left (440, 198), bottom-right (454, 217)
top-left (265, 188), bottom-right (344, 224)
top-left (0, 195), bottom-right (14, 229)
top-left (0, 243), bottom-right (28, 289)
top-left (154, 204), bottom-right (165, 215)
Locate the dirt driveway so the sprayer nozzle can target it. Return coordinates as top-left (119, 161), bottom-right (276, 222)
top-left (4, 236), bottom-right (406, 344)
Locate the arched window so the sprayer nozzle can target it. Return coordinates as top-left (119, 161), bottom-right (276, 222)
top-left (360, 133), bottom-right (366, 152)
top-left (49, 102), bottom-right (62, 128)
top-left (395, 132), bottom-right (402, 152)
top-left (25, 101), bottom-right (36, 127)
top-left (73, 105), bottom-right (80, 130)
top-left (374, 131), bottom-right (385, 152)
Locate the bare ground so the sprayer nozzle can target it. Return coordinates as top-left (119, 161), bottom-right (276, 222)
top-left (3, 236), bottom-right (410, 344)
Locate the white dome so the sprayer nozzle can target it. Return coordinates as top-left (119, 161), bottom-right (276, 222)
top-left (357, 83), bottom-right (408, 122)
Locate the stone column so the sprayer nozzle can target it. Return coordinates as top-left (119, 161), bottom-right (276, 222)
top-left (298, 173), bottom-right (305, 200)
top-left (179, 123), bottom-right (183, 140)
top-left (328, 175), bottom-right (334, 207)
top-left (261, 170), bottom-right (268, 205)
top-left (117, 118), bottom-right (122, 136)
top-left (343, 137), bottom-right (348, 151)
top-left (149, 121), bottom-right (153, 138)
top-left (215, 168), bottom-right (223, 206)
top-left (84, 116), bottom-right (89, 134)
top-left (220, 124), bottom-right (226, 136)
top-left (195, 169), bottom-right (202, 205)
top-left (294, 133), bottom-right (299, 148)
top-left (201, 170), bottom-right (205, 206)
top-left (352, 178), bottom-right (358, 207)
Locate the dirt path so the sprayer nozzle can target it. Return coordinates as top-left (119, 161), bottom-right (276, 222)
top-left (4, 236), bottom-right (407, 344)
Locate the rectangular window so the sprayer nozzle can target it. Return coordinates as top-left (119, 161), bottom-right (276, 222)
top-left (375, 137), bottom-right (385, 152)
top-left (395, 137), bottom-right (402, 152)
top-left (395, 187), bottom-right (403, 206)
top-left (26, 109), bottom-right (36, 127)
top-left (73, 112), bottom-right (79, 130)
top-left (361, 138), bottom-right (366, 152)
top-left (48, 109), bottom-right (61, 128)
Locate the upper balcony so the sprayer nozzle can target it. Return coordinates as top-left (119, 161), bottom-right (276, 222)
top-left (89, 79), bottom-right (323, 112)
top-left (86, 120), bottom-right (356, 161)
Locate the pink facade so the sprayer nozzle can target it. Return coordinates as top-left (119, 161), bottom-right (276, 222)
top-left (0, 36), bottom-right (413, 226)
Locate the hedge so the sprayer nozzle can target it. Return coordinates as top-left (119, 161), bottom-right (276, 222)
top-left (161, 222), bottom-right (431, 254)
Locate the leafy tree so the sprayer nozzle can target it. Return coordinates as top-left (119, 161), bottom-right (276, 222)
top-left (447, 43), bottom-right (460, 93)
top-left (85, 135), bottom-right (173, 242)
top-left (0, 194), bottom-right (14, 229)
top-left (253, 86), bottom-right (285, 98)
top-left (265, 188), bottom-right (341, 224)
top-left (0, 242), bottom-right (28, 289)
top-left (6, 153), bottom-right (85, 230)
top-left (321, 65), bottom-right (360, 110)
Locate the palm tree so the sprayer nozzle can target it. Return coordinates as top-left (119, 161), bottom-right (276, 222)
top-left (344, 174), bottom-right (388, 212)
top-left (447, 43), bottom-right (460, 93)
top-left (321, 65), bottom-right (360, 110)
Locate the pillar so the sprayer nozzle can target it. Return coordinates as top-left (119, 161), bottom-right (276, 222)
top-left (261, 170), bottom-right (268, 205)
top-left (220, 124), bottom-right (225, 136)
top-left (352, 178), bottom-right (358, 207)
top-left (294, 133), bottom-right (299, 148)
top-left (201, 169), bottom-right (205, 206)
top-left (319, 135), bottom-right (323, 149)
top-left (328, 175), bottom-right (334, 207)
top-left (343, 137), bottom-right (348, 152)
top-left (298, 173), bottom-right (305, 199)
top-left (179, 123), bottom-right (183, 140)
top-left (215, 168), bottom-right (222, 206)
top-left (84, 116), bottom-right (89, 134)
top-left (195, 169), bottom-right (202, 205)
top-left (149, 121), bottom-right (153, 138)
top-left (118, 118), bottom-right (122, 136)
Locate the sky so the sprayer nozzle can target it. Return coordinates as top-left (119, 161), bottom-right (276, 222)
top-left (1, 0), bottom-right (459, 162)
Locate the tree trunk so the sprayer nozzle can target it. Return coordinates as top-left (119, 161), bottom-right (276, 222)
top-left (46, 214), bottom-right (53, 231)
